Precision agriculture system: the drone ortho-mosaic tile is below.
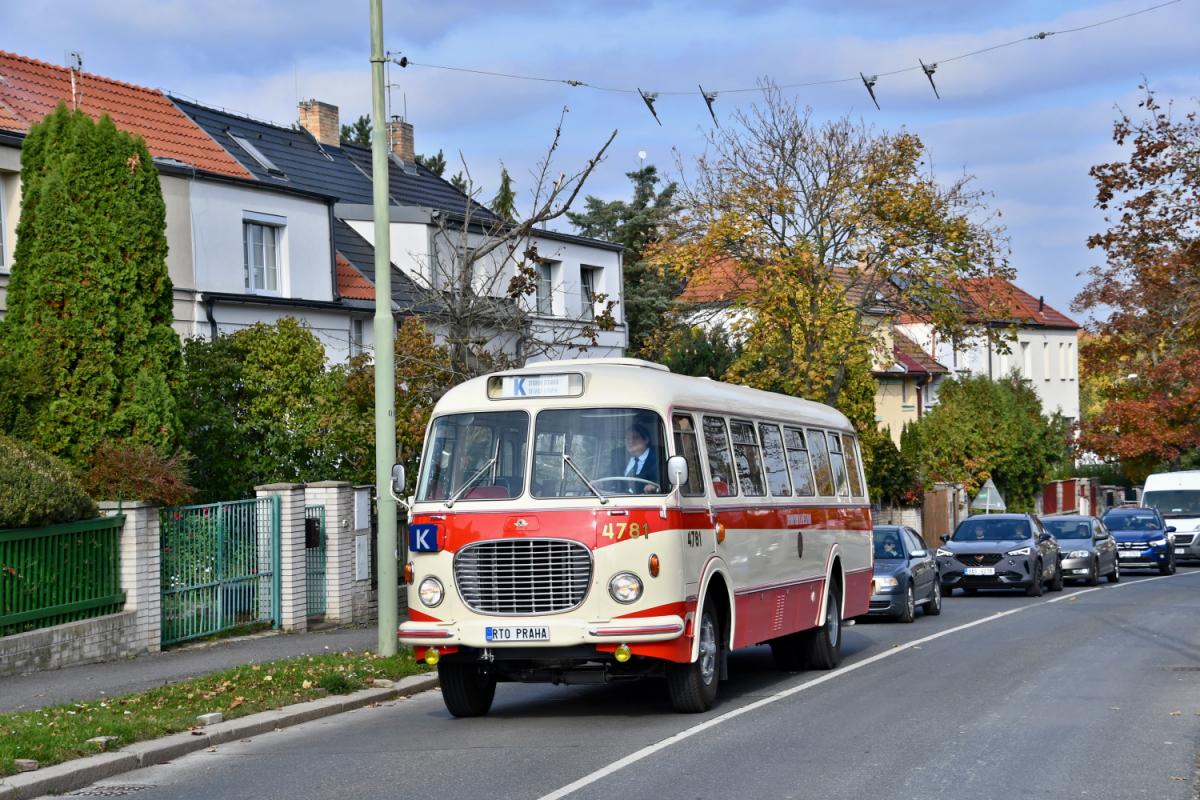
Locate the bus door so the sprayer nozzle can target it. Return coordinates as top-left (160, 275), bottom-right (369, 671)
top-left (673, 412), bottom-right (713, 600)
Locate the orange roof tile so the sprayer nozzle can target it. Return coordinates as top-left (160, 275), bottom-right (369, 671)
top-left (0, 50), bottom-right (249, 179)
top-left (336, 253), bottom-right (376, 300)
top-left (677, 258), bottom-right (758, 304)
top-left (959, 277), bottom-right (1078, 329)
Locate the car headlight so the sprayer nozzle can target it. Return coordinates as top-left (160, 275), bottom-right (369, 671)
top-left (936, 547), bottom-right (954, 557)
top-left (608, 572), bottom-right (643, 604)
top-left (418, 576), bottom-right (444, 608)
top-left (1007, 546), bottom-right (1032, 556)
top-left (873, 575), bottom-right (899, 592)
top-left (1148, 538), bottom-right (1168, 547)
top-left (1068, 550), bottom-right (1090, 559)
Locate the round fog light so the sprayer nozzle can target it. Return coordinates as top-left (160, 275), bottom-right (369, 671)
top-left (418, 576), bottom-right (444, 608)
top-left (609, 572), bottom-right (643, 604)
top-left (424, 648), bottom-right (440, 666)
top-left (614, 644), bottom-right (632, 663)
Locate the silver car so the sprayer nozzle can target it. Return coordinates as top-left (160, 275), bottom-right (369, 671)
top-left (1041, 515), bottom-right (1120, 585)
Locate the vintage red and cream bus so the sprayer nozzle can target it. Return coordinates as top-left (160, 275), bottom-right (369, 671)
top-left (397, 358), bottom-right (872, 716)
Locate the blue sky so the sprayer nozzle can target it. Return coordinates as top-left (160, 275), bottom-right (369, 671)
top-left (3, 0), bottom-right (1197, 323)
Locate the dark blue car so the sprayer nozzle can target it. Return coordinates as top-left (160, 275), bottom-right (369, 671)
top-left (1100, 507), bottom-right (1177, 575)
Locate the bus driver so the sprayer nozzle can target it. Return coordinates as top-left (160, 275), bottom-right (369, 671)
top-left (622, 423), bottom-right (661, 493)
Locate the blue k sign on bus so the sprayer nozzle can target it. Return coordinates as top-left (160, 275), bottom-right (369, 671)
top-left (409, 523), bottom-right (442, 552)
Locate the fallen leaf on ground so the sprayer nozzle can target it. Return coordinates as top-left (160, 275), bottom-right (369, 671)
top-left (302, 680), bottom-right (312, 689)
top-left (230, 697), bottom-right (244, 709)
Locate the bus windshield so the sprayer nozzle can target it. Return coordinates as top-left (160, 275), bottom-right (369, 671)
top-left (1143, 490), bottom-right (1200, 518)
top-left (416, 411), bottom-right (529, 502)
top-left (533, 408), bottom-right (667, 497)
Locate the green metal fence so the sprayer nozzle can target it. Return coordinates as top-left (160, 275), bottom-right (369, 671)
top-left (160, 498), bottom-right (279, 646)
top-left (1, 516), bottom-right (126, 637)
top-left (304, 505), bottom-right (327, 618)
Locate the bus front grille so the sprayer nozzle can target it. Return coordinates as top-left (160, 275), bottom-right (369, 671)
top-left (454, 538), bottom-right (592, 615)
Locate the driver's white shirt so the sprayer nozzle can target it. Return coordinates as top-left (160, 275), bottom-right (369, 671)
top-left (625, 450), bottom-right (648, 477)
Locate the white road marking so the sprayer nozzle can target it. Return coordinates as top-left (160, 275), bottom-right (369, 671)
top-left (535, 569), bottom-right (1200, 800)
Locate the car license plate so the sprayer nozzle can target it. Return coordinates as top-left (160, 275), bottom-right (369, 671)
top-left (1175, 547), bottom-right (1187, 555)
top-left (964, 567), bottom-right (995, 576)
top-left (485, 626), bottom-right (550, 642)
top-left (1119, 551), bottom-right (1145, 559)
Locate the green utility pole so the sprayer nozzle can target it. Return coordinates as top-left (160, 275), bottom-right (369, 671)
top-left (370, 0), bottom-right (398, 656)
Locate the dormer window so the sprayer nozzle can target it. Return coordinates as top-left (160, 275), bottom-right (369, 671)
top-left (243, 212), bottom-right (286, 295)
top-left (230, 133), bottom-right (285, 177)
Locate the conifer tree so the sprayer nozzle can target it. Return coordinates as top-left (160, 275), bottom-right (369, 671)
top-left (490, 166), bottom-right (517, 222)
top-left (0, 105), bottom-right (182, 468)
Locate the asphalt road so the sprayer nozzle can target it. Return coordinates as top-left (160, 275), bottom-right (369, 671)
top-left (52, 568), bottom-right (1200, 800)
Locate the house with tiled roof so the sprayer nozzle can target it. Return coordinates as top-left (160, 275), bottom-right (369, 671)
top-left (873, 330), bottom-right (950, 444)
top-left (895, 277), bottom-right (1081, 422)
top-left (175, 97), bottom-right (627, 362)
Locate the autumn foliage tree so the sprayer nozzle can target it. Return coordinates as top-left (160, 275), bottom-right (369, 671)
top-left (1074, 86), bottom-right (1200, 477)
top-left (651, 85), bottom-right (1008, 432)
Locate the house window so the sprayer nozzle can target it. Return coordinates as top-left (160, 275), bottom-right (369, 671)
top-left (1043, 341), bottom-right (1051, 380)
top-left (243, 220), bottom-right (281, 294)
top-left (580, 266), bottom-right (600, 321)
top-left (1059, 342), bottom-right (1067, 381)
top-left (350, 318), bottom-right (364, 357)
top-left (1021, 342), bottom-right (1032, 376)
top-left (0, 178), bottom-right (6, 271)
top-left (1067, 342), bottom-right (1075, 380)
top-left (536, 262), bottom-right (554, 315)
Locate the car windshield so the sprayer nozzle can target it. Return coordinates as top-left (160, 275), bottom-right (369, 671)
top-left (416, 411), bottom-right (529, 502)
top-left (1042, 519), bottom-right (1092, 539)
top-left (1142, 490), bottom-right (1200, 518)
top-left (1102, 511), bottom-right (1161, 531)
top-left (532, 408), bottom-right (667, 497)
top-left (873, 530), bottom-right (904, 559)
top-left (951, 518), bottom-right (1032, 542)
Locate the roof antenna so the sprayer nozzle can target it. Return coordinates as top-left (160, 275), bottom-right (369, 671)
top-left (859, 72), bottom-right (880, 110)
top-left (638, 89), bottom-right (662, 126)
top-left (919, 59), bottom-right (941, 99)
top-left (699, 85), bottom-right (719, 127)
top-left (67, 50), bottom-right (83, 110)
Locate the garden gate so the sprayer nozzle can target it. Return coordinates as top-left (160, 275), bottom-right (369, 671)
top-left (160, 497), bottom-right (280, 645)
top-left (304, 505), bottom-right (326, 618)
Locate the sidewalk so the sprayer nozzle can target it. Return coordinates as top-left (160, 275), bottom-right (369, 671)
top-left (0, 626), bottom-right (379, 713)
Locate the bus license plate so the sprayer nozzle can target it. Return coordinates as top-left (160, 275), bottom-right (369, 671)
top-left (486, 626), bottom-right (550, 642)
top-left (963, 567), bottom-right (994, 576)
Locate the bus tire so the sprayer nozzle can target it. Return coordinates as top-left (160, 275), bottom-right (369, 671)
top-left (769, 634), bottom-right (804, 671)
top-left (438, 661), bottom-right (496, 718)
top-left (802, 580), bottom-right (843, 670)
top-left (667, 598), bottom-right (720, 713)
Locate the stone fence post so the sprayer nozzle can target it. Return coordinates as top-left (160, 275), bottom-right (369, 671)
top-left (255, 483), bottom-right (307, 632)
top-left (98, 501), bottom-right (161, 654)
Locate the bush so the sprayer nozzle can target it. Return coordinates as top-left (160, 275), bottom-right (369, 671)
top-left (80, 441), bottom-right (195, 507)
top-left (0, 434), bottom-right (97, 529)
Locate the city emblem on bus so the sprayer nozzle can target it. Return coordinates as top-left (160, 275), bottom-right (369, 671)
top-left (409, 523), bottom-right (442, 552)
top-left (514, 518), bottom-right (529, 528)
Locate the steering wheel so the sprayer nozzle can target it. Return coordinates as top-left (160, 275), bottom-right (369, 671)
top-left (592, 476), bottom-right (660, 492)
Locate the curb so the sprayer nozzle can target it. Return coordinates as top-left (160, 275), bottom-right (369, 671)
top-left (0, 673), bottom-right (439, 800)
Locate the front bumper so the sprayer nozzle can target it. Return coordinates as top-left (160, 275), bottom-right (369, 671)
top-left (1172, 533), bottom-right (1200, 561)
top-left (398, 613), bottom-right (686, 649)
top-left (867, 591), bottom-right (905, 615)
top-left (1116, 545), bottom-right (1171, 568)
top-left (1060, 555), bottom-right (1094, 580)
top-left (938, 555), bottom-right (1034, 588)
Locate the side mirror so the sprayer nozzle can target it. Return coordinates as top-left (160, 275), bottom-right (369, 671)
top-left (939, 534), bottom-right (950, 543)
top-left (1166, 526), bottom-right (1177, 533)
top-left (910, 549), bottom-right (927, 558)
top-left (1038, 532), bottom-right (1052, 543)
top-left (390, 464), bottom-right (406, 498)
top-left (667, 455), bottom-right (689, 488)
top-left (1094, 530), bottom-right (1109, 540)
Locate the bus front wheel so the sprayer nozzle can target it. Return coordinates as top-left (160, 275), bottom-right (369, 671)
top-left (438, 660), bottom-right (496, 718)
top-left (666, 599), bottom-right (721, 713)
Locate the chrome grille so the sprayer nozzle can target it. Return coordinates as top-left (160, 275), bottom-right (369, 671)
top-left (454, 539), bottom-right (592, 615)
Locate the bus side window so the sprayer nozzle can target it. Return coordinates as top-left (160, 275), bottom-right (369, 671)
top-left (783, 427), bottom-right (816, 497)
top-left (827, 432), bottom-right (851, 498)
top-left (730, 420), bottom-right (766, 497)
top-left (841, 433), bottom-right (865, 499)
top-left (672, 413), bottom-right (706, 497)
top-left (758, 423), bottom-right (793, 497)
top-left (806, 429), bottom-right (837, 497)
top-left (702, 416), bottom-right (737, 498)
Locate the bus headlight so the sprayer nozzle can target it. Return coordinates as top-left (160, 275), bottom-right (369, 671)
top-left (418, 577), bottom-right (444, 608)
top-left (608, 572), bottom-right (643, 604)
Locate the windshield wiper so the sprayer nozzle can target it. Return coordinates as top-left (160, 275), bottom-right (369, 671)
top-left (445, 457), bottom-right (497, 508)
top-left (562, 453), bottom-right (608, 505)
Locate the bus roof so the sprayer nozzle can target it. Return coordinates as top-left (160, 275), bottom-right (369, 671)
top-left (435, 358), bottom-right (855, 431)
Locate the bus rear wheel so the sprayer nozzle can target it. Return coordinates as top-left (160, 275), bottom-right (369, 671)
top-left (438, 661), bottom-right (496, 718)
top-left (801, 581), bottom-right (843, 670)
top-left (667, 599), bottom-right (720, 713)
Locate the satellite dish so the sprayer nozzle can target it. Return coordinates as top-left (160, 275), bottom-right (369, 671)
top-left (971, 479), bottom-right (1007, 514)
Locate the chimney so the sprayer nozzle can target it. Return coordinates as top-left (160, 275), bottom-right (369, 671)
top-left (298, 99), bottom-right (340, 147)
top-left (387, 116), bottom-right (414, 162)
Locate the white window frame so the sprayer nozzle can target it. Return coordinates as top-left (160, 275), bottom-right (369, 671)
top-left (243, 212), bottom-right (285, 296)
top-left (350, 318), bottom-right (364, 357)
top-left (1043, 341), bottom-right (1051, 380)
top-left (1021, 341), bottom-right (1031, 377)
top-left (535, 261), bottom-right (555, 316)
top-left (1059, 342), bottom-right (1067, 381)
top-left (1067, 341), bottom-right (1076, 381)
top-left (0, 176), bottom-right (7, 272)
top-left (580, 265), bottom-right (600, 321)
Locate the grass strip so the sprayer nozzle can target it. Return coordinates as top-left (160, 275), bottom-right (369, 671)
top-left (0, 649), bottom-right (429, 777)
